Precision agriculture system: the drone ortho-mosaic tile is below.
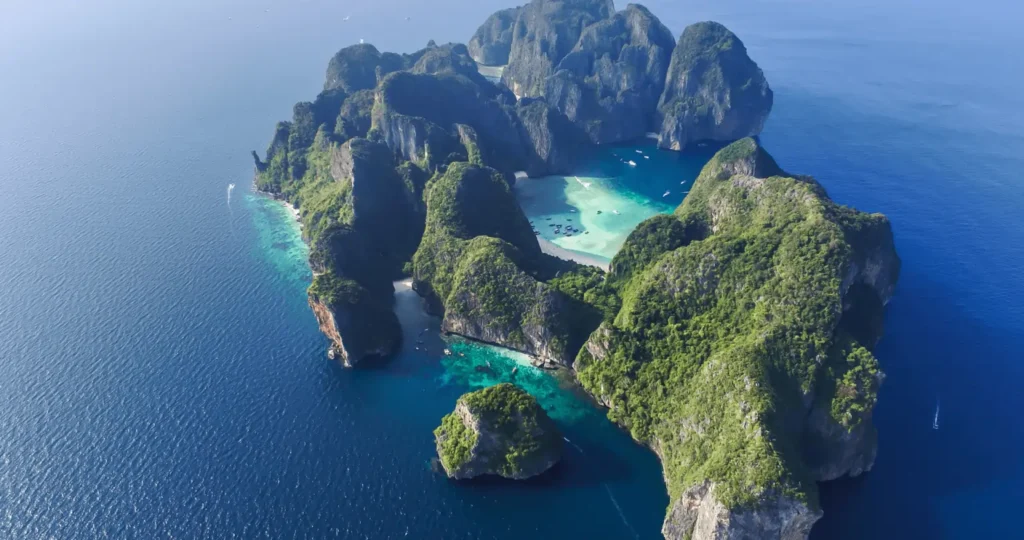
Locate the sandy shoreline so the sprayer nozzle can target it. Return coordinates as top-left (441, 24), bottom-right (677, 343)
top-left (537, 237), bottom-right (610, 272)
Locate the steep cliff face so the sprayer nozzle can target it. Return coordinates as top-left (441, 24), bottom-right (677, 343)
top-left (467, 7), bottom-right (523, 66)
top-left (307, 273), bottom-right (401, 368)
top-left (574, 139), bottom-right (900, 539)
top-left (515, 97), bottom-right (589, 176)
top-left (657, 22), bottom-right (773, 150)
top-left (411, 163), bottom-right (586, 363)
top-left (372, 71), bottom-right (530, 176)
top-left (435, 383), bottom-right (562, 479)
top-left (334, 89), bottom-right (374, 141)
top-left (501, 0), bottom-right (615, 98)
top-left (544, 3), bottom-right (675, 143)
top-left (662, 482), bottom-right (822, 540)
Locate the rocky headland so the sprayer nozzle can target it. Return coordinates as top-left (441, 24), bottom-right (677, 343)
top-left (252, 2), bottom-right (899, 538)
top-left (434, 383), bottom-right (562, 479)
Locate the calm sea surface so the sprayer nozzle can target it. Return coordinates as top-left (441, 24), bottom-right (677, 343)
top-left (1, 0), bottom-right (1022, 538)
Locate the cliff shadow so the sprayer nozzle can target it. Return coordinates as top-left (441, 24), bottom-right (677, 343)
top-left (811, 273), bottom-right (1024, 539)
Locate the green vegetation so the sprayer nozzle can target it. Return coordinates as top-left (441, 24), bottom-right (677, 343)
top-left (574, 139), bottom-right (898, 510)
top-left (435, 383), bottom-right (561, 478)
top-left (434, 409), bottom-right (478, 473)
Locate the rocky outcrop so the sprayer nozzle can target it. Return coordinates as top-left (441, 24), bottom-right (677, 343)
top-left (434, 383), bottom-right (562, 479)
top-left (324, 43), bottom-right (405, 93)
top-left (574, 139), bottom-right (899, 539)
top-left (515, 97), bottom-right (588, 176)
top-left (657, 22), bottom-right (773, 150)
top-left (467, 7), bottom-right (522, 66)
top-left (662, 482), bottom-right (822, 540)
top-left (334, 89), bottom-right (374, 141)
top-left (544, 3), bottom-right (675, 143)
top-left (502, 0), bottom-right (615, 98)
top-left (307, 274), bottom-right (401, 368)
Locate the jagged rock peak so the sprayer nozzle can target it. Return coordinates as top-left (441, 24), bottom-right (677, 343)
top-left (657, 21), bottom-right (773, 150)
top-left (467, 6), bottom-right (523, 66)
top-left (501, 0), bottom-right (615, 98)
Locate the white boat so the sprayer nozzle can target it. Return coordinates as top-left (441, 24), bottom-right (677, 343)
top-left (933, 399), bottom-right (940, 430)
top-left (627, 160), bottom-right (637, 167)
top-left (643, 156), bottom-right (650, 159)
top-left (662, 190), bottom-right (671, 197)
top-left (635, 150), bottom-right (643, 154)
top-left (343, 15), bottom-right (351, 21)
top-left (612, 209), bottom-right (620, 215)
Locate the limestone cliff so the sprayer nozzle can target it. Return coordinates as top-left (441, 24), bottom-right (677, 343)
top-left (307, 273), bottom-right (401, 368)
top-left (657, 22), bottom-right (773, 150)
top-left (501, 0), bottom-right (615, 98)
top-left (467, 7), bottom-right (522, 66)
top-left (544, 3), bottom-right (675, 143)
top-left (575, 139), bottom-right (900, 539)
top-left (434, 383), bottom-right (562, 479)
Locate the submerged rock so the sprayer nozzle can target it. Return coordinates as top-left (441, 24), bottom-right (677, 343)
top-left (467, 7), bottom-right (522, 66)
top-left (434, 383), bottom-right (562, 479)
top-left (657, 22), bottom-right (773, 150)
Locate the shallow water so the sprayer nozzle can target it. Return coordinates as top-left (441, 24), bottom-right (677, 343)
top-left (516, 141), bottom-right (715, 262)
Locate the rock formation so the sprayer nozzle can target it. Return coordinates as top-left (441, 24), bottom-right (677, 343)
top-left (467, 7), bottom-right (522, 66)
top-left (543, 3), bottom-right (675, 143)
top-left (577, 139), bottom-right (899, 539)
top-left (501, 0), bottom-right (615, 98)
top-left (657, 22), bottom-right (773, 150)
top-left (434, 383), bottom-right (562, 479)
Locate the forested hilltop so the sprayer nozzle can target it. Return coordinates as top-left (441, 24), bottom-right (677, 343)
top-left (252, 2), bottom-right (900, 538)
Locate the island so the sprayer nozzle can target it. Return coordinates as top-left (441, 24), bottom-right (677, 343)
top-left (434, 383), bottom-right (563, 479)
top-left (252, 1), bottom-right (900, 538)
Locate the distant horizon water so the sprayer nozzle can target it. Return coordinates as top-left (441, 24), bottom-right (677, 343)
top-left (1, 0), bottom-right (1022, 538)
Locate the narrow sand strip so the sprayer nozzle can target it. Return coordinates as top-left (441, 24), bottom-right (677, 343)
top-left (538, 237), bottom-right (610, 272)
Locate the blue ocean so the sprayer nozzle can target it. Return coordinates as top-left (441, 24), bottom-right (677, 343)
top-left (1, 0), bottom-right (1022, 538)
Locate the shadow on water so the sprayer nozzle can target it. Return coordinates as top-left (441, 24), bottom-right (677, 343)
top-left (812, 274), bottom-right (1024, 539)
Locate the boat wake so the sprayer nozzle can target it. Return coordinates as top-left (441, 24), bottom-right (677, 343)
top-left (933, 398), bottom-right (940, 430)
top-left (574, 176), bottom-right (591, 190)
top-left (604, 484), bottom-right (638, 539)
top-left (227, 183), bottom-right (236, 204)
top-left (563, 436), bottom-right (585, 454)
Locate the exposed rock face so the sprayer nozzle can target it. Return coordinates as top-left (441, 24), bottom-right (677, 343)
top-left (372, 71), bottom-right (530, 176)
top-left (434, 383), bottom-right (562, 479)
top-left (657, 22), bottom-right (773, 150)
top-left (544, 3), bottom-right (675, 143)
top-left (408, 42), bottom-right (482, 80)
top-left (467, 7), bottom-right (522, 66)
top-left (515, 97), bottom-right (588, 176)
top-left (502, 0), bottom-right (615, 98)
top-left (307, 275), bottom-right (401, 368)
top-left (803, 400), bottom-right (879, 482)
top-left (662, 482), bottom-right (822, 540)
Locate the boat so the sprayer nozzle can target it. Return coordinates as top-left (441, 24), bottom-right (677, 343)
top-left (511, 366), bottom-right (518, 375)
top-left (933, 399), bottom-right (940, 430)
top-left (663, 190), bottom-right (671, 197)
top-left (443, 349), bottom-right (451, 355)
top-left (628, 160), bottom-right (637, 167)
top-left (612, 209), bottom-right (620, 215)
top-left (569, 209), bottom-right (577, 213)
top-left (635, 150), bottom-right (643, 154)
top-left (596, 210), bottom-right (602, 214)
top-left (644, 156), bottom-right (650, 159)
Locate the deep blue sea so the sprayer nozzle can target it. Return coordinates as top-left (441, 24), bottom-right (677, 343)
top-left (1, 0), bottom-right (1022, 538)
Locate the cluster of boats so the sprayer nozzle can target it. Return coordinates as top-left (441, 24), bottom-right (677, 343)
top-left (531, 216), bottom-right (591, 237)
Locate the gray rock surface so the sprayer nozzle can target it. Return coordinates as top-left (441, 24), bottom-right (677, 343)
top-left (501, 0), bottom-right (615, 98)
top-left (657, 22), bottom-right (773, 150)
top-left (544, 3), bottom-right (675, 143)
top-left (467, 7), bottom-right (523, 66)
top-left (662, 482), bottom-right (822, 540)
